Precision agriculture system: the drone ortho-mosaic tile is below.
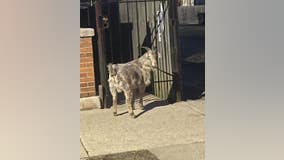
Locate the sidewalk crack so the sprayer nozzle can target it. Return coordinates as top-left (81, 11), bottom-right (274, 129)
top-left (80, 137), bottom-right (91, 160)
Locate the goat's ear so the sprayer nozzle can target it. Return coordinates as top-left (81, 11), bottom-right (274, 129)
top-left (107, 63), bottom-right (112, 71)
top-left (145, 52), bottom-right (150, 58)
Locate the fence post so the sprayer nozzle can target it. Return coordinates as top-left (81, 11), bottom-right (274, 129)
top-left (169, 0), bottom-right (183, 101)
top-left (95, 0), bottom-right (109, 108)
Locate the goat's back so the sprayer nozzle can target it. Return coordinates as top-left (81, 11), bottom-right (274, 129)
top-left (108, 60), bottom-right (149, 91)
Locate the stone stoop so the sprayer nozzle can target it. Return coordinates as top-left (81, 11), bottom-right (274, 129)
top-left (80, 96), bottom-right (102, 110)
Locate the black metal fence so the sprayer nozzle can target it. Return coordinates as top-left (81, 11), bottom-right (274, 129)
top-left (80, 0), bottom-right (96, 28)
top-left (92, 0), bottom-right (182, 107)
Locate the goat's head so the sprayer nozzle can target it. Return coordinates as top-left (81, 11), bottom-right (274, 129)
top-left (141, 46), bottom-right (161, 70)
top-left (107, 63), bottom-right (118, 77)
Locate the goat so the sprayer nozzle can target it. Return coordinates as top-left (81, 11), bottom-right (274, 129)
top-left (107, 47), bottom-right (159, 118)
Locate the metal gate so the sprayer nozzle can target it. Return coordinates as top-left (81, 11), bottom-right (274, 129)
top-left (95, 0), bottom-right (182, 108)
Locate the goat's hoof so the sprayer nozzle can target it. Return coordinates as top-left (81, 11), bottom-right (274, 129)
top-left (129, 112), bottom-right (135, 118)
top-left (137, 104), bottom-right (144, 110)
top-left (113, 112), bottom-right (117, 116)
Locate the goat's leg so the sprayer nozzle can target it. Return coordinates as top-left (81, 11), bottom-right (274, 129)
top-left (138, 87), bottom-right (145, 110)
top-left (113, 95), bottom-right (118, 116)
top-left (131, 93), bottom-right (135, 110)
top-left (125, 91), bottom-right (135, 118)
top-left (110, 88), bottom-right (118, 116)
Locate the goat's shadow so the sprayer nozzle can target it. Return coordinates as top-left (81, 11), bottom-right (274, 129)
top-left (135, 100), bottom-right (168, 118)
top-left (113, 93), bottom-right (169, 118)
top-left (116, 111), bottom-right (128, 116)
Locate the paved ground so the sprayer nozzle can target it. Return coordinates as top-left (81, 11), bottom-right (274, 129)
top-left (80, 94), bottom-right (205, 160)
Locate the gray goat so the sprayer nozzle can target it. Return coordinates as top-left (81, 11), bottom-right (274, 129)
top-left (107, 47), bottom-right (159, 118)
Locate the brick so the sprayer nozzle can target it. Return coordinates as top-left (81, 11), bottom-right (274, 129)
top-left (80, 38), bottom-right (91, 43)
top-left (80, 93), bottom-right (89, 98)
top-left (81, 87), bottom-right (95, 92)
top-left (88, 82), bottom-right (94, 86)
top-left (80, 63), bottom-right (87, 68)
top-left (80, 41), bottom-right (90, 45)
top-left (80, 91), bottom-right (96, 98)
top-left (80, 57), bottom-right (93, 63)
top-left (80, 53), bottom-right (93, 58)
top-left (80, 37), bottom-right (92, 42)
top-left (80, 47), bottom-right (92, 53)
top-left (80, 42), bottom-right (92, 47)
top-left (80, 73), bottom-right (87, 78)
top-left (80, 52), bottom-right (92, 56)
top-left (80, 45), bottom-right (92, 49)
top-left (87, 72), bottom-right (94, 77)
top-left (88, 92), bottom-right (96, 96)
top-left (80, 83), bottom-right (88, 87)
top-left (80, 67), bottom-right (94, 72)
top-left (80, 77), bottom-right (94, 83)
top-left (80, 62), bottom-right (94, 68)
top-left (80, 68), bottom-right (94, 73)
top-left (87, 63), bottom-right (94, 67)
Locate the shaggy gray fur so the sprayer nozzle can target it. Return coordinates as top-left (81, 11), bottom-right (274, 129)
top-left (107, 47), bottom-right (159, 118)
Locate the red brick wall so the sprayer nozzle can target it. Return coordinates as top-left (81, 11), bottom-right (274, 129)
top-left (80, 37), bottom-right (96, 98)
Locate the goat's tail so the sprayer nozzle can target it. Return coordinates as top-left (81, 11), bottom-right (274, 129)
top-left (107, 63), bottom-right (117, 76)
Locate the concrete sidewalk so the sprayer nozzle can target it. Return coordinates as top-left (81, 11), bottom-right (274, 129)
top-left (80, 95), bottom-right (205, 160)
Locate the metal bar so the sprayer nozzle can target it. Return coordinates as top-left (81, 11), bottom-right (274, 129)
top-left (130, 2), bottom-right (138, 59)
top-left (135, 0), bottom-right (141, 56)
top-left (156, 0), bottom-right (162, 98)
top-left (161, 1), bottom-right (170, 98)
top-left (108, 5), bottom-right (114, 62)
top-left (153, 0), bottom-right (161, 98)
top-left (126, 1), bottom-right (133, 59)
top-left (117, 3), bottom-right (123, 62)
top-left (161, 1), bottom-right (166, 99)
top-left (157, 1), bottom-right (165, 99)
top-left (144, 0), bottom-right (148, 25)
top-left (165, 1), bottom-right (173, 98)
top-left (87, 7), bottom-right (91, 26)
